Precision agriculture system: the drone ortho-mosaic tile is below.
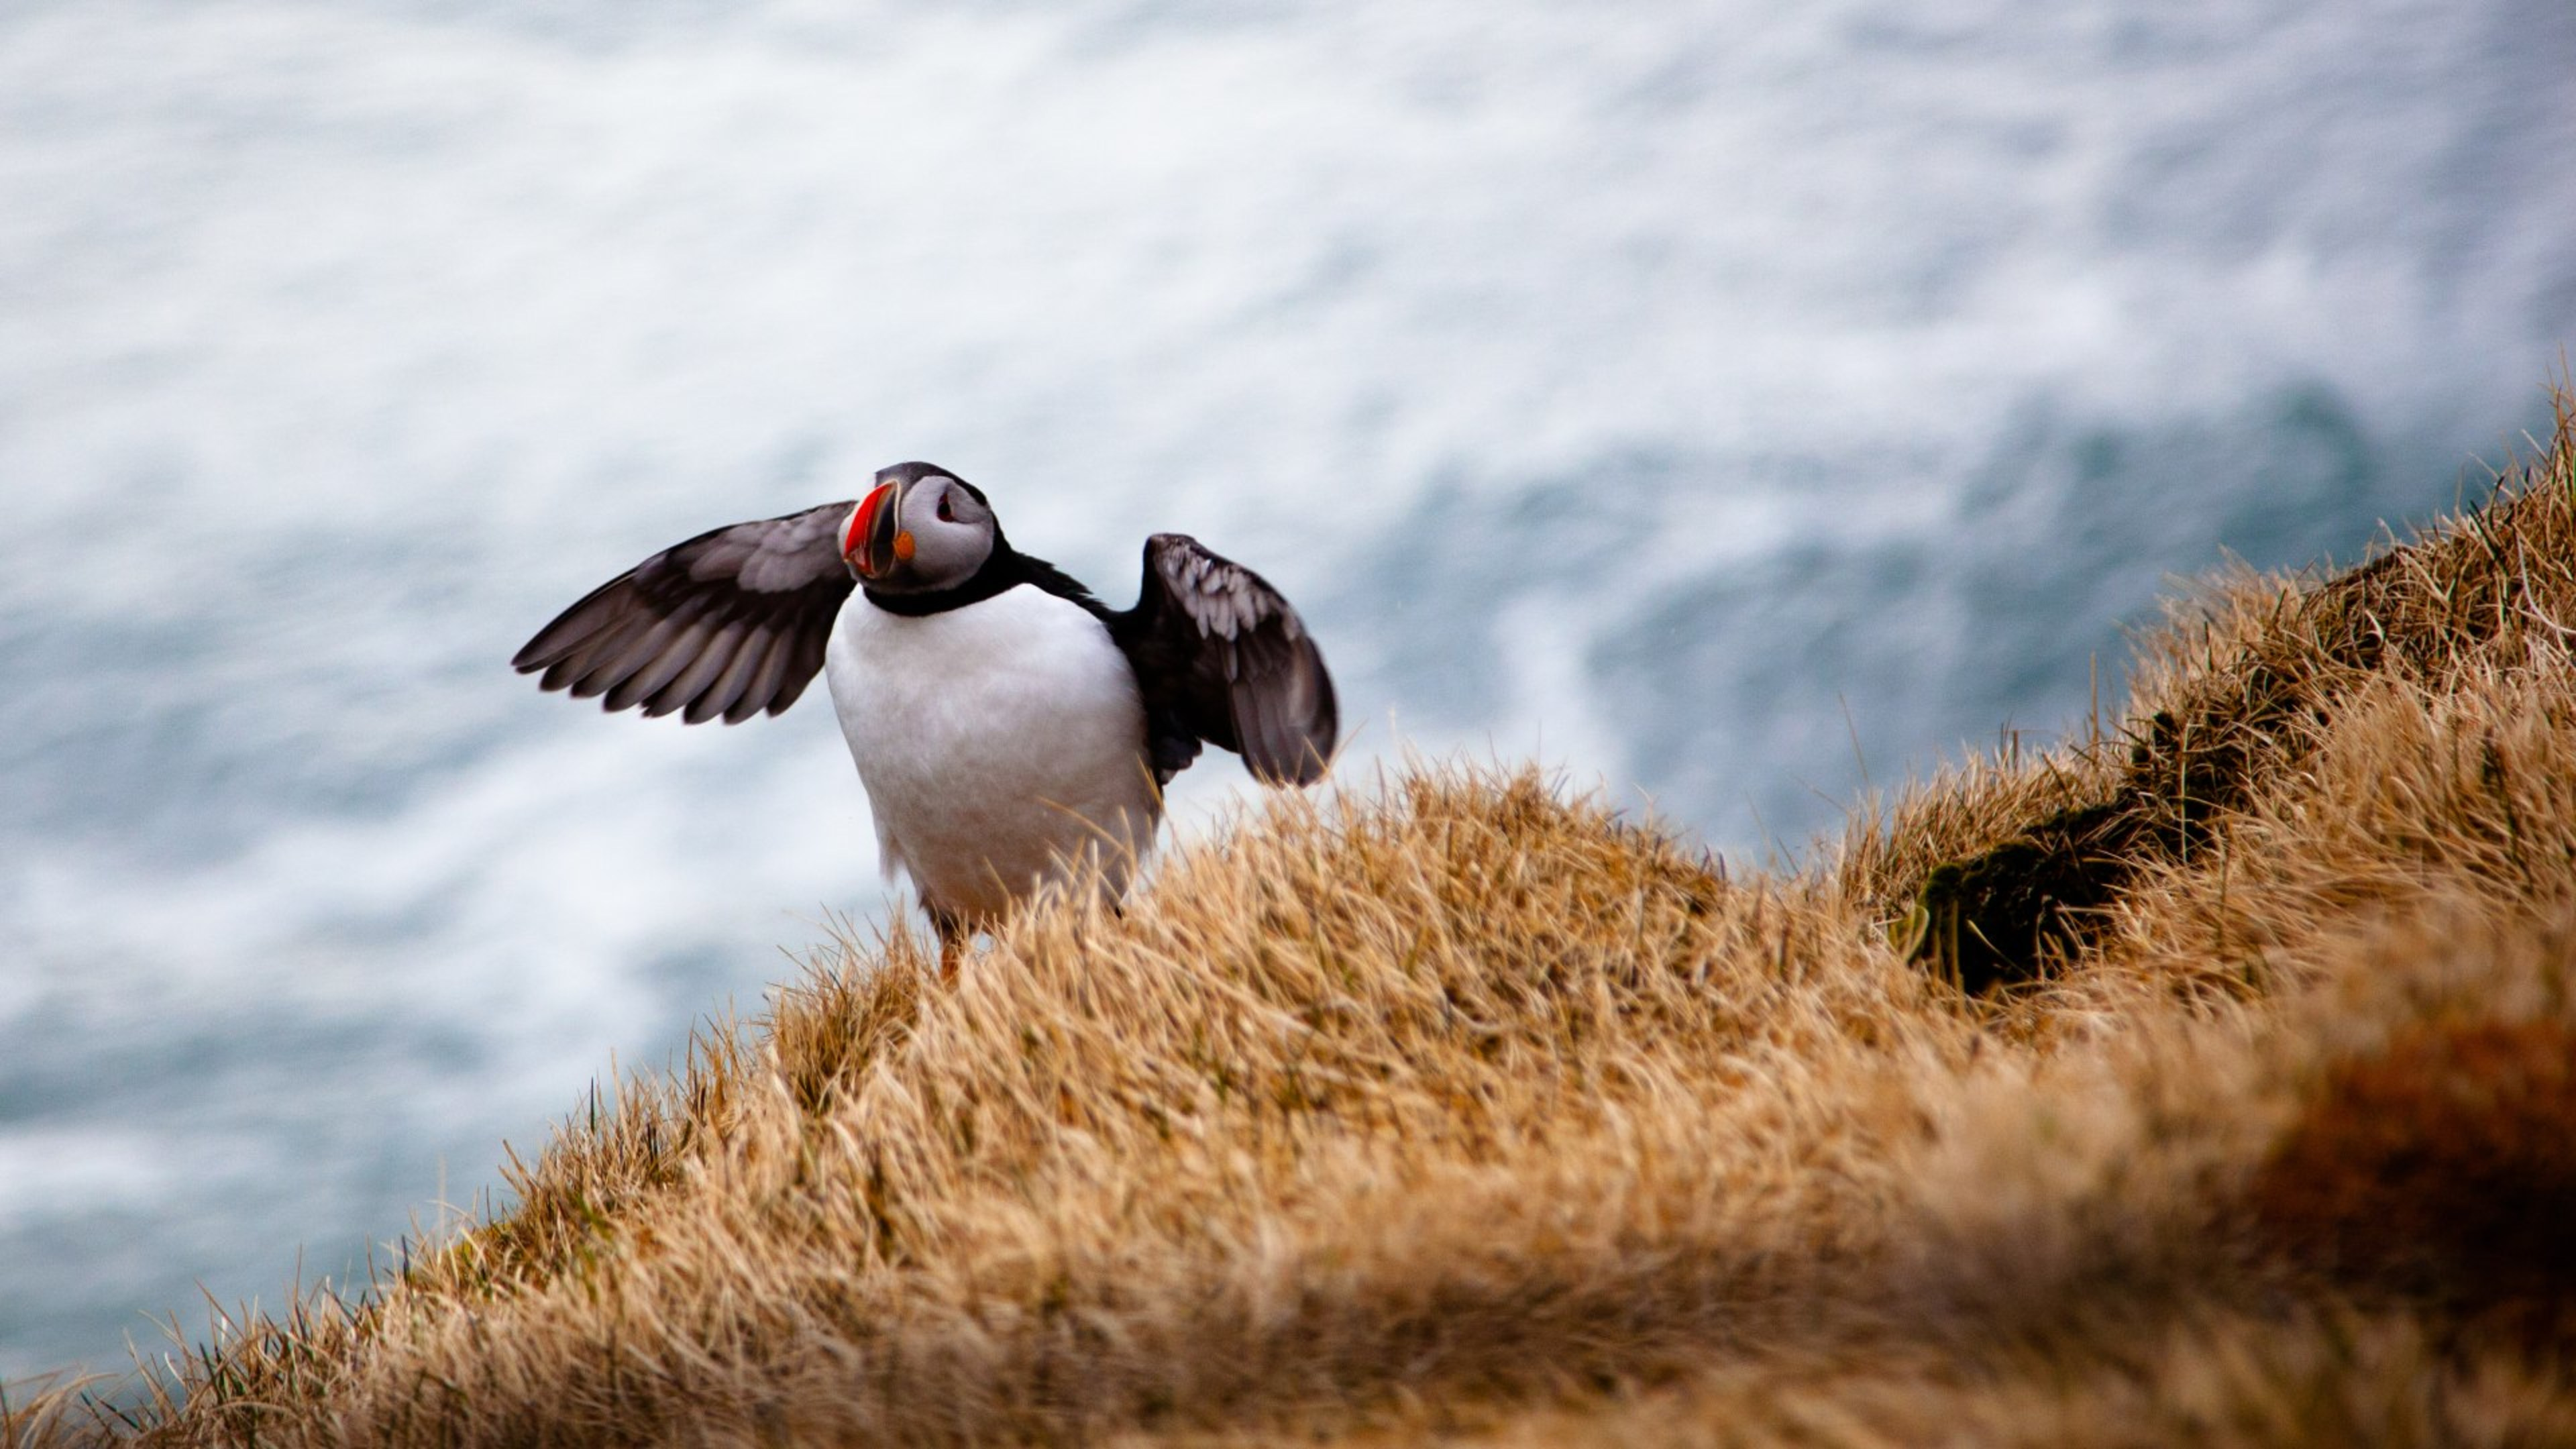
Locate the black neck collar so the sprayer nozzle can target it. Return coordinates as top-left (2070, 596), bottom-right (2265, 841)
top-left (861, 537), bottom-right (1031, 617)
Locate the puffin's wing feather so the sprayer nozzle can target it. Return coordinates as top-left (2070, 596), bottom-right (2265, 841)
top-left (513, 500), bottom-right (857, 724)
top-left (1116, 533), bottom-right (1338, 785)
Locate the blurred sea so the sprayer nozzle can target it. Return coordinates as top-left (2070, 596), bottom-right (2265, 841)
top-left (4, 0), bottom-right (2572, 1381)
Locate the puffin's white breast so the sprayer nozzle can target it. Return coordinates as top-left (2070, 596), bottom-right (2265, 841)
top-left (824, 584), bottom-right (1159, 923)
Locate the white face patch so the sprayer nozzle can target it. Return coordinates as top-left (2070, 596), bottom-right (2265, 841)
top-left (892, 476), bottom-right (996, 590)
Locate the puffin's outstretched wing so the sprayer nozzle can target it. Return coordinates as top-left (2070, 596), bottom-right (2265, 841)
top-left (512, 500), bottom-right (857, 725)
top-left (1112, 533), bottom-right (1338, 786)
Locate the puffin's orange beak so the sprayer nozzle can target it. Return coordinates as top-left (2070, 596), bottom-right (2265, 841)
top-left (845, 480), bottom-right (903, 579)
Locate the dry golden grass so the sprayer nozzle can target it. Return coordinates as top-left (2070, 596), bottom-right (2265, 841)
top-left (2251, 1015), bottom-right (2576, 1330)
top-left (15, 393), bottom-right (2576, 1446)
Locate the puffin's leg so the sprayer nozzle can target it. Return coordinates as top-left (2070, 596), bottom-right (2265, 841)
top-left (924, 900), bottom-right (969, 984)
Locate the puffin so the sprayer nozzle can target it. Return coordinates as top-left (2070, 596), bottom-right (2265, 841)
top-left (512, 462), bottom-right (1338, 967)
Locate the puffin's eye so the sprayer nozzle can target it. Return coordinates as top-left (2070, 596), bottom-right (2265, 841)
top-left (937, 494), bottom-right (956, 523)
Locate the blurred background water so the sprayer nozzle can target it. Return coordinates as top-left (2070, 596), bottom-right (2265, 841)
top-left (4, 0), bottom-right (2572, 1383)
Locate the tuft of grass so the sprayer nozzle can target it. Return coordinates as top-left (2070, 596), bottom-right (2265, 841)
top-left (1904, 388), bottom-right (2576, 991)
top-left (19, 389), bottom-right (2576, 1446)
top-left (2251, 1014), bottom-right (2576, 1330)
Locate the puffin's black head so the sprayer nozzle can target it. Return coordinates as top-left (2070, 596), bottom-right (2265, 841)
top-left (842, 462), bottom-right (999, 593)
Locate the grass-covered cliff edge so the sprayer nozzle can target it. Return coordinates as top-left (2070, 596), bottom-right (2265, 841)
top-left (18, 396), bottom-right (2576, 1446)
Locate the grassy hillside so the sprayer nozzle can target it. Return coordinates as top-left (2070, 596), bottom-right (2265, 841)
top-left (16, 394), bottom-right (2576, 1446)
